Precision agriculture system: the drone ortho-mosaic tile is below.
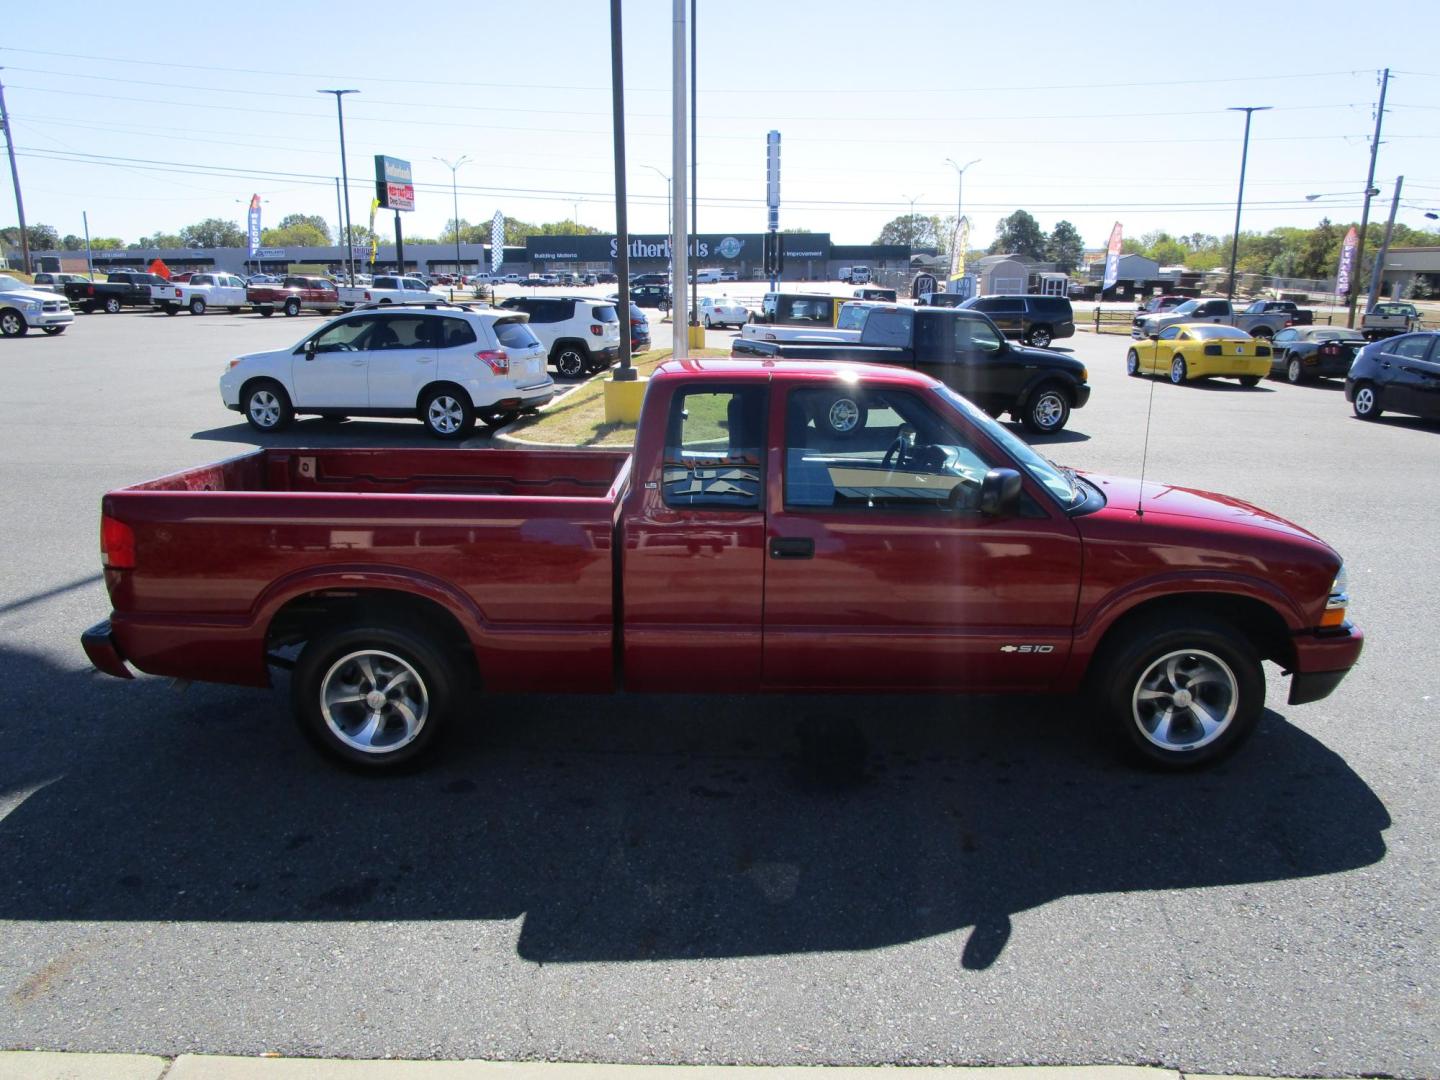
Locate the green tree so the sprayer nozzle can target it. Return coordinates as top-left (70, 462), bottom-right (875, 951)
top-left (260, 222), bottom-right (329, 247)
top-left (1, 224), bottom-right (60, 250)
top-left (61, 234), bottom-right (83, 251)
top-left (275, 214), bottom-right (331, 243)
top-left (990, 210), bottom-right (1047, 260)
top-left (1046, 220), bottom-right (1084, 271)
top-left (874, 214), bottom-right (940, 249)
top-left (90, 237), bottom-right (124, 250)
top-left (133, 233), bottom-right (185, 249)
top-left (179, 218), bottom-right (246, 248)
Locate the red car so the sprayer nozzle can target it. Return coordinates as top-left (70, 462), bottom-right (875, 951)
top-left (244, 275), bottom-right (342, 317)
top-left (83, 361), bottom-right (1360, 771)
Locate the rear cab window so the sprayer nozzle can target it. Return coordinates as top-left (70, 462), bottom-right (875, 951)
top-left (662, 387), bottom-right (766, 510)
top-left (494, 320), bottom-right (542, 350)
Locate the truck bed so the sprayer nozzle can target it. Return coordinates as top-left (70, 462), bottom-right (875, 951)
top-left (100, 448), bottom-right (631, 690)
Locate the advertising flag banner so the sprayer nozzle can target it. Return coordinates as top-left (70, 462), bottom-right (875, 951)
top-left (374, 155), bottom-right (415, 212)
top-left (949, 215), bottom-right (970, 283)
top-left (368, 198), bottom-right (380, 266)
top-left (1336, 226), bottom-right (1359, 297)
top-left (246, 194), bottom-right (262, 257)
top-left (1102, 221), bottom-right (1124, 291)
top-left (491, 211), bottom-right (505, 272)
top-left (766, 131), bottom-right (781, 231)
top-left (148, 258), bottom-right (171, 280)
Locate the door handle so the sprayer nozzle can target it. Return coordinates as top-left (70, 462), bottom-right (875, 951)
top-left (417, 356), bottom-right (434, 363)
top-left (769, 537), bottom-right (814, 560)
top-left (350, 359), bottom-right (365, 366)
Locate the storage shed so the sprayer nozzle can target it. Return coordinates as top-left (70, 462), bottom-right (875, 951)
top-left (972, 254), bottom-right (1029, 295)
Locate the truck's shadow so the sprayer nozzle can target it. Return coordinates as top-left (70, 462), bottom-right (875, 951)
top-left (0, 645), bottom-right (1388, 970)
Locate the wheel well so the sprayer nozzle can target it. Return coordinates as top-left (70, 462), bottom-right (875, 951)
top-left (550, 337), bottom-right (590, 358)
top-left (266, 587), bottom-right (478, 682)
top-left (415, 380), bottom-right (472, 411)
top-left (239, 375), bottom-right (288, 404)
top-left (1095, 593), bottom-right (1295, 670)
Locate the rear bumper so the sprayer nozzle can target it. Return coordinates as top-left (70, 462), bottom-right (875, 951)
top-left (81, 619), bottom-right (133, 679)
top-left (1287, 621), bottom-right (1364, 705)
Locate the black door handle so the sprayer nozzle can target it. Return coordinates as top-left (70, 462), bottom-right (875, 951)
top-left (769, 537), bottom-right (814, 559)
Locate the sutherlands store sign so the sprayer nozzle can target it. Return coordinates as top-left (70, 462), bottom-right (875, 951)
top-left (526, 233), bottom-right (832, 264)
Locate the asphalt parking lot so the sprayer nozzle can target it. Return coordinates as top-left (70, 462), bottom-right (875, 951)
top-left (0, 304), bottom-right (1435, 1076)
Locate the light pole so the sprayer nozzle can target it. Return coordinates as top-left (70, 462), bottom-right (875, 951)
top-left (318, 89), bottom-right (359, 284)
top-left (944, 158), bottom-right (980, 224)
top-left (1225, 105), bottom-right (1271, 300)
top-left (434, 155), bottom-right (471, 287)
top-left (902, 193), bottom-right (923, 250)
top-left (643, 165), bottom-right (671, 244)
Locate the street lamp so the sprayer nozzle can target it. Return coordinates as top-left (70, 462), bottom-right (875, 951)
top-left (643, 165), bottom-right (671, 241)
top-left (434, 155), bottom-right (471, 289)
top-left (902, 193), bottom-right (923, 250)
top-left (943, 158), bottom-right (980, 224)
top-left (1305, 189), bottom-right (1380, 201)
top-left (318, 89), bottom-right (359, 284)
top-left (1225, 105), bottom-right (1271, 300)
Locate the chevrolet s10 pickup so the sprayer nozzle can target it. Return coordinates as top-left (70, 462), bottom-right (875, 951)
top-left (83, 360), bottom-right (1362, 772)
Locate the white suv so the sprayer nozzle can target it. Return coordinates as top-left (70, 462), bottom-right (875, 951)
top-left (219, 303), bottom-right (553, 439)
top-left (497, 295), bottom-right (622, 377)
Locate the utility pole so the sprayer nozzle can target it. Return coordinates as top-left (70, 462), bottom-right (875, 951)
top-left (609, 0), bottom-right (636, 380)
top-left (435, 155), bottom-right (471, 291)
top-left (944, 158), bottom-right (979, 224)
top-left (0, 73), bottom-right (31, 274)
top-left (334, 178), bottom-right (344, 274)
top-left (1365, 175), bottom-right (1404, 311)
top-left (319, 89), bottom-right (359, 284)
top-left (670, 0), bottom-right (689, 360)
top-left (1349, 67), bottom-right (1390, 328)
top-left (689, 0), bottom-right (698, 332)
top-left (82, 210), bottom-right (93, 280)
top-left (1225, 105), bottom-right (1270, 301)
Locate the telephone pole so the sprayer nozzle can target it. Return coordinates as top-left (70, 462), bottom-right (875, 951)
top-left (1225, 106), bottom-right (1270, 301)
top-left (1348, 67), bottom-right (1390, 328)
top-left (1365, 175), bottom-right (1404, 312)
top-left (0, 73), bottom-right (31, 274)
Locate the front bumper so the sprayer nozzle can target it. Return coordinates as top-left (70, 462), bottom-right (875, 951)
top-left (82, 619), bottom-right (133, 679)
top-left (1287, 620), bottom-right (1363, 705)
top-left (1072, 383), bottom-right (1092, 409)
top-left (20, 306), bottom-right (74, 328)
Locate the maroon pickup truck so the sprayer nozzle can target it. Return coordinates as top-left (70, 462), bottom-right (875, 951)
top-left (246, 275), bottom-right (343, 317)
top-left (83, 360), bottom-right (1362, 772)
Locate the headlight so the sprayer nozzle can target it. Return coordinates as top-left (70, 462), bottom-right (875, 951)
top-left (1321, 564), bottom-right (1349, 628)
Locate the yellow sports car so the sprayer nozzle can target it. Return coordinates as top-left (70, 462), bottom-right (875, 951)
top-left (1127, 323), bottom-right (1272, 386)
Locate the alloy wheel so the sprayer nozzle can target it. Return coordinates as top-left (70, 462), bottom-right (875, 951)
top-left (427, 395), bottom-right (465, 434)
top-left (248, 390), bottom-right (282, 428)
top-left (319, 649), bottom-right (429, 754)
top-left (1132, 648), bottom-right (1238, 752)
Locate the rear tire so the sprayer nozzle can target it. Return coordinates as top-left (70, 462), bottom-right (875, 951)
top-left (164, 304), bottom-right (179, 316)
top-left (291, 622), bottom-right (456, 771)
top-left (283, 298), bottom-right (301, 317)
top-left (104, 297), bottom-right (122, 314)
top-left (1170, 356), bottom-right (1188, 384)
top-left (478, 409), bottom-right (519, 428)
top-left (1090, 613), bottom-right (1264, 770)
top-left (1286, 357), bottom-right (1305, 384)
top-left (1238, 375), bottom-right (1261, 387)
top-left (420, 387), bottom-right (476, 440)
top-left (1026, 324), bottom-right (1053, 348)
top-left (552, 343), bottom-right (590, 379)
top-left (242, 379), bottom-right (293, 432)
top-left (1352, 382), bottom-right (1382, 420)
top-left (189, 297), bottom-right (206, 316)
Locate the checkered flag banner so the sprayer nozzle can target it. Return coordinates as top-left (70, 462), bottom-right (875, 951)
top-left (490, 211), bottom-right (505, 273)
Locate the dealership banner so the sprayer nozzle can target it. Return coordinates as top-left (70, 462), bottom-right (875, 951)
top-left (374, 155), bottom-right (415, 212)
top-left (368, 198), bottom-right (380, 266)
top-left (949, 215), bottom-right (969, 283)
top-left (1336, 226), bottom-right (1359, 296)
top-left (766, 131), bottom-right (781, 231)
top-left (491, 211), bottom-right (505, 272)
top-left (246, 194), bottom-right (262, 257)
top-left (1102, 221), bottom-right (1124, 291)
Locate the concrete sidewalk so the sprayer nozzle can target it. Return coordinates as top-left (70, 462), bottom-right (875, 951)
top-left (0, 1054), bottom-right (1348, 1080)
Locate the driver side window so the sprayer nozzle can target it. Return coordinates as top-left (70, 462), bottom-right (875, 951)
top-left (1158, 326), bottom-right (1181, 341)
top-left (784, 388), bottom-right (993, 512)
top-left (308, 315), bottom-right (377, 353)
top-left (953, 316), bottom-right (1004, 356)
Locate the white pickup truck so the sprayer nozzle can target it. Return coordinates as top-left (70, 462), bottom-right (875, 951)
top-left (1361, 301), bottom-right (1422, 340)
top-left (155, 272), bottom-right (250, 315)
top-left (739, 300), bottom-right (890, 344)
top-left (338, 274), bottom-right (446, 309)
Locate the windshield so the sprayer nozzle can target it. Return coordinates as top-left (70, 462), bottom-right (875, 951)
top-left (933, 385), bottom-right (1082, 507)
top-left (1169, 300), bottom-right (1199, 315)
top-left (1186, 325), bottom-right (1250, 340)
top-left (0, 275), bottom-right (26, 292)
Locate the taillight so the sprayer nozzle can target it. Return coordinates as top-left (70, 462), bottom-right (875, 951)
top-left (590, 323), bottom-right (604, 336)
top-left (86, 284), bottom-right (95, 296)
top-left (475, 349), bottom-right (509, 373)
top-left (101, 514), bottom-right (135, 570)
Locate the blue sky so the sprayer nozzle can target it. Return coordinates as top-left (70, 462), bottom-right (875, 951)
top-left (2, 0), bottom-right (1438, 250)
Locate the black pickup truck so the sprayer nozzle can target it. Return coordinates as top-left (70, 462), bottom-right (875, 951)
top-left (63, 271), bottom-right (166, 314)
top-left (732, 306), bottom-right (1090, 434)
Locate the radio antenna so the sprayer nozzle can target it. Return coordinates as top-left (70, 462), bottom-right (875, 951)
top-left (1136, 347), bottom-right (1159, 517)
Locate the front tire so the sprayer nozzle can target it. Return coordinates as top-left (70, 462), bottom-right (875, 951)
top-left (1352, 382), bottom-right (1382, 420)
top-left (1, 311), bottom-right (28, 337)
top-left (291, 623), bottom-right (456, 771)
top-left (1170, 356), bottom-right (1188, 384)
top-left (421, 387), bottom-right (476, 440)
top-left (1126, 349), bottom-right (1141, 377)
top-left (1092, 614), bottom-right (1264, 770)
top-left (242, 379), bottom-right (294, 432)
top-left (1021, 384), bottom-right (1071, 434)
top-left (42, 325), bottom-right (66, 336)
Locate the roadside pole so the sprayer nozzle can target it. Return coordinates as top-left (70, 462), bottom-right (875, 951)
top-left (82, 211), bottom-right (94, 281)
top-left (670, 0), bottom-right (689, 360)
top-left (1364, 175), bottom-right (1403, 313)
top-left (1348, 67), bottom-right (1389, 328)
top-left (0, 73), bottom-right (31, 274)
top-left (602, 0), bottom-right (643, 423)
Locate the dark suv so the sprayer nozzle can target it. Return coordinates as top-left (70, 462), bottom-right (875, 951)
top-left (959, 294), bottom-right (1075, 348)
